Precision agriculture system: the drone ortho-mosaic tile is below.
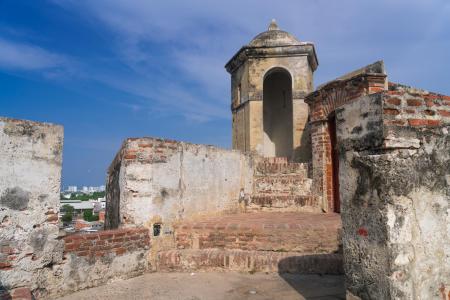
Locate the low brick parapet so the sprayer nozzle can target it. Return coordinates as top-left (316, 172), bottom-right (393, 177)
top-left (32, 227), bottom-right (153, 298)
top-left (63, 227), bottom-right (150, 258)
top-left (173, 212), bottom-right (341, 253)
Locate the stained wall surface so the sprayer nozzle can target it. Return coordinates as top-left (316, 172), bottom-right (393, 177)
top-left (336, 86), bottom-right (450, 300)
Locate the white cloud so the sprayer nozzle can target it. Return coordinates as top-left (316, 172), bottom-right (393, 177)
top-left (0, 37), bottom-right (70, 71)
top-left (16, 0), bottom-right (450, 119)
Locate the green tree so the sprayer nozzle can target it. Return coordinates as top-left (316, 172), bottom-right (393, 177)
top-left (83, 209), bottom-right (93, 221)
top-left (61, 212), bottom-right (73, 223)
top-left (92, 191), bottom-right (106, 199)
top-left (69, 192), bottom-right (105, 201)
top-left (83, 209), bottom-right (99, 222)
top-left (61, 204), bottom-right (74, 213)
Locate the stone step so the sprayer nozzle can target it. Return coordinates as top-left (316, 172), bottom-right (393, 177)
top-left (255, 162), bottom-right (309, 176)
top-left (156, 249), bottom-right (343, 274)
top-left (250, 195), bottom-right (315, 210)
top-left (261, 157), bottom-right (289, 164)
top-left (173, 212), bottom-right (341, 253)
top-left (253, 174), bottom-right (312, 194)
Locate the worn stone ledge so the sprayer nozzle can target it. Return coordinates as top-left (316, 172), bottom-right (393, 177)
top-left (156, 249), bottom-right (343, 274)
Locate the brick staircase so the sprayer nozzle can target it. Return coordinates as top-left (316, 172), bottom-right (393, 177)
top-left (156, 212), bottom-right (342, 274)
top-left (154, 158), bottom-right (340, 274)
top-left (249, 157), bottom-right (314, 211)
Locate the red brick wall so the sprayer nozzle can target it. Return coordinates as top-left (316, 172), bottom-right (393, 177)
top-left (63, 227), bottom-right (150, 258)
top-left (384, 83), bottom-right (450, 128)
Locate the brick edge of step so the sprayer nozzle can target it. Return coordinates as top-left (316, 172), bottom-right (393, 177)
top-left (250, 195), bottom-right (315, 207)
top-left (156, 249), bottom-right (343, 275)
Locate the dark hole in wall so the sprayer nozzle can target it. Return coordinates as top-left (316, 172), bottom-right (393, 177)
top-left (161, 189), bottom-right (169, 198)
top-left (153, 224), bottom-right (161, 237)
top-left (0, 187), bottom-right (30, 210)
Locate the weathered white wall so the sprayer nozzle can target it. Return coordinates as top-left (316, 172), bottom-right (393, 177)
top-left (107, 138), bottom-right (254, 230)
top-left (0, 117), bottom-right (64, 291)
top-left (336, 94), bottom-right (450, 300)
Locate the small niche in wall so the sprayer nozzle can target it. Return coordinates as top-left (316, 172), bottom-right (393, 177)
top-left (153, 223), bottom-right (161, 236)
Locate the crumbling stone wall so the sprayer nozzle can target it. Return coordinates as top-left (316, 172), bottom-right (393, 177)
top-left (105, 138), bottom-right (255, 231)
top-left (0, 117), bottom-right (63, 296)
top-left (336, 86), bottom-right (449, 299)
top-left (105, 138), bottom-right (317, 232)
top-left (0, 117), bottom-right (152, 299)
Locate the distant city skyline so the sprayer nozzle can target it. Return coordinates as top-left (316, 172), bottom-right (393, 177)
top-left (1, 1), bottom-right (449, 186)
top-left (64, 185), bottom-right (106, 193)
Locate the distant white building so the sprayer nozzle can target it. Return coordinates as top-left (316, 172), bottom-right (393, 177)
top-left (60, 199), bottom-right (95, 211)
top-left (67, 186), bottom-right (77, 192)
top-left (97, 197), bottom-right (106, 209)
top-left (64, 185), bottom-right (105, 194)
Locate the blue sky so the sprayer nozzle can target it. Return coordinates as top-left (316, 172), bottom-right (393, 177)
top-left (1, 0), bottom-right (449, 187)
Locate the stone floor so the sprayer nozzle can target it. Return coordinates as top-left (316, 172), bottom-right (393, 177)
top-left (58, 272), bottom-right (346, 300)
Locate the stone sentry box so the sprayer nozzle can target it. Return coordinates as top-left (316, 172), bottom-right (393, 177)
top-left (335, 80), bottom-right (450, 298)
top-left (225, 20), bottom-right (318, 162)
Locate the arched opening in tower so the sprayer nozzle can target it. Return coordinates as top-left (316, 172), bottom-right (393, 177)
top-left (263, 68), bottom-right (293, 158)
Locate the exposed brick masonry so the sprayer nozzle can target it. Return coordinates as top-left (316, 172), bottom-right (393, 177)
top-left (121, 138), bottom-right (180, 165)
top-left (250, 157), bottom-right (315, 211)
top-left (384, 83), bottom-right (450, 128)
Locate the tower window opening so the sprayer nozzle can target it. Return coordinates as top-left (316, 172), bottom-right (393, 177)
top-left (238, 84), bottom-right (242, 104)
